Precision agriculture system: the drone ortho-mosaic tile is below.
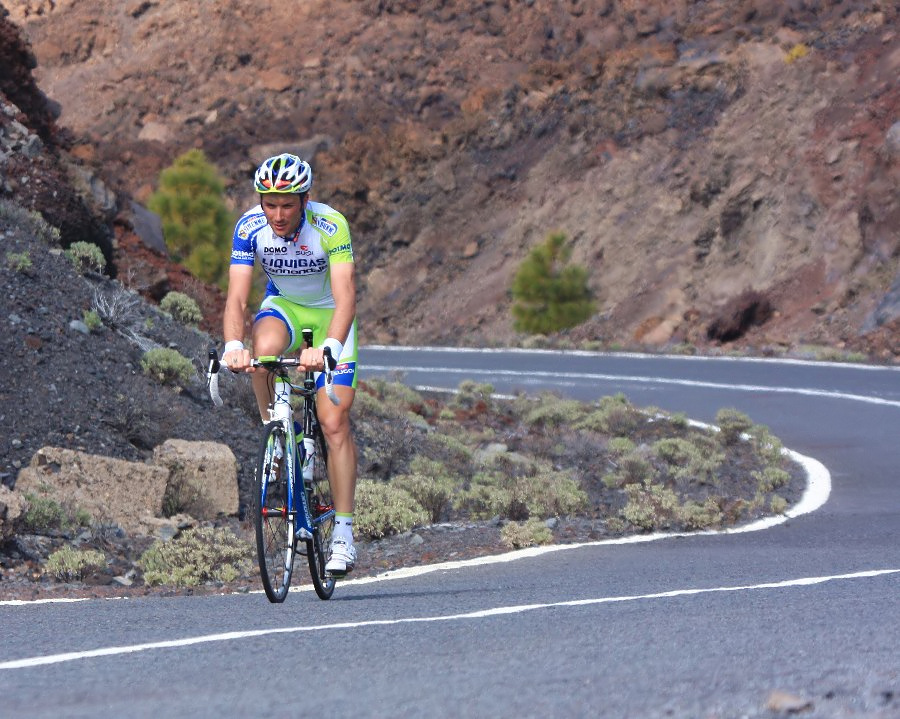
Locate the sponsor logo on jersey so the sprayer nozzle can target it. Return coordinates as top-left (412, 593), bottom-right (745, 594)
top-left (231, 250), bottom-right (255, 262)
top-left (237, 215), bottom-right (267, 239)
top-left (329, 242), bottom-right (352, 256)
top-left (263, 257), bottom-right (328, 273)
top-left (263, 246), bottom-right (288, 254)
top-left (315, 217), bottom-right (338, 236)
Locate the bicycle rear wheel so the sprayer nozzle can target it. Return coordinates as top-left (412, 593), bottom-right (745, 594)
top-left (254, 421), bottom-right (295, 603)
top-left (306, 424), bottom-right (335, 600)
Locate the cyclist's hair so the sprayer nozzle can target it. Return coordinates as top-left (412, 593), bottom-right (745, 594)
top-left (254, 153), bottom-right (313, 194)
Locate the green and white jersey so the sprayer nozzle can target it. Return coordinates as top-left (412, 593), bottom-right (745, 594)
top-left (231, 200), bottom-right (353, 309)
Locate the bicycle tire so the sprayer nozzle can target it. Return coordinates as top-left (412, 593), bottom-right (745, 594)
top-left (307, 423), bottom-right (335, 600)
top-left (254, 421), bottom-right (295, 603)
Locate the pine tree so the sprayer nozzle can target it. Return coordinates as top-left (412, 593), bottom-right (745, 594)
top-left (148, 149), bottom-right (234, 288)
top-left (511, 232), bottom-right (596, 335)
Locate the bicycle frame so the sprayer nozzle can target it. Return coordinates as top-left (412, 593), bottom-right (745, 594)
top-left (206, 328), bottom-right (340, 601)
top-left (254, 329), bottom-right (338, 541)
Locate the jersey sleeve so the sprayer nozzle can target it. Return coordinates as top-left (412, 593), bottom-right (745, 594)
top-left (230, 211), bottom-right (266, 266)
top-left (314, 212), bottom-right (354, 264)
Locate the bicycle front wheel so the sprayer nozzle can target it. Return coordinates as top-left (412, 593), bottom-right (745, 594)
top-left (254, 421), bottom-right (295, 603)
top-left (307, 425), bottom-right (335, 600)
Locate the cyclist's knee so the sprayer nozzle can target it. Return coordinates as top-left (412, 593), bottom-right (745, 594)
top-left (252, 318), bottom-right (289, 355)
top-left (319, 411), bottom-right (351, 444)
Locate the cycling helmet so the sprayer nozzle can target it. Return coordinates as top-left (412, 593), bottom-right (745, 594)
top-left (254, 153), bottom-right (313, 194)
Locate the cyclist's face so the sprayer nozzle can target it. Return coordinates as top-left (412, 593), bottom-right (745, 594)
top-left (261, 194), bottom-right (304, 237)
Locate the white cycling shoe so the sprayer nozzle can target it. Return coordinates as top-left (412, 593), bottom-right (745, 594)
top-left (325, 538), bottom-right (357, 575)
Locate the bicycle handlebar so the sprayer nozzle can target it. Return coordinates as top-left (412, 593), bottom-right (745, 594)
top-left (206, 348), bottom-right (340, 407)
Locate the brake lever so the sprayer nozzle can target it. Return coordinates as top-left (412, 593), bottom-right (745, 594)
top-left (207, 348), bottom-right (223, 407)
top-left (322, 347), bottom-right (340, 406)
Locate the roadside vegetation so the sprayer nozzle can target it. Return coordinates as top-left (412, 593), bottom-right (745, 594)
top-left (14, 376), bottom-right (802, 590)
top-left (349, 378), bottom-right (801, 540)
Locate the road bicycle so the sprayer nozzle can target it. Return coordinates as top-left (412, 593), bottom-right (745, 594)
top-left (207, 328), bottom-right (340, 602)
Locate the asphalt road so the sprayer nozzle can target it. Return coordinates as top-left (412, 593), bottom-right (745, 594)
top-left (2, 347), bottom-right (898, 718)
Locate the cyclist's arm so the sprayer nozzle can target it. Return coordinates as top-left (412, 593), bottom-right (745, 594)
top-left (222, 264), bottom-right (254, 368)
top-left (326, 262), bottom-right (356, 347)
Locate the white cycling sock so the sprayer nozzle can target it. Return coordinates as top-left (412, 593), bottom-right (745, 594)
top-left (334, 514), bottom-right (354, 544)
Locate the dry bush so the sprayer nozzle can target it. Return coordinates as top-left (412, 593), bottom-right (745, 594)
top-left (715, 408), bottom-right (754, 445)
top-left (45, 546), bottom-right (107, 582)
top-left (139, 527), bottom-right (252, 587)
top-left (392, 458), bottom-right (458, 523)
top-left (353, 479), bottom-right (428, 539)
top-left (501, 518), bottom-right (553, 549)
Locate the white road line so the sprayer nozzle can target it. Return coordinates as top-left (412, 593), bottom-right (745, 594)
top-left (365, 364), bottom-right (900, 408)
top-left (2, 569), bottom-right (897, 670)
top-left (363, 345), bottom-right (900, 372)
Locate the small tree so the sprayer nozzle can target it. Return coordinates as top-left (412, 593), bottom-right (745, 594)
top-left (147, 149), bottom-right (233, 288)
top-left (511, 232), bottom-right (595, 335)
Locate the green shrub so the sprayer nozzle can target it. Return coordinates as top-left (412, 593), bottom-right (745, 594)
top-left (74, 508), bottom-right (93, 526)
top-left (654, 436), bottom-right (724, 486)
top-left (576, 394), bottom-right (643, 435)
top-left (747, 424), bottom-right (785, 465)
top-left (622, 482), bottom-right (681, 530)
top-left (147, 149), bottom-right (234, 288)
top-left (141, 347), bottom-right (195, 386)
top-left (511, 231), bottom-right (595, 334)
top-left (451, 380), bottom-right (494, 411)
top-left (501, 518), bottom-right (553, 549)
top-left (160, 291), bottom-right (203, 326)
top-left (6, 250), bottom-right (32, 273)
top-left (139, 527), bottom-right (252, 587)
top-left (420, 433), bottom-right (474, 476)
top-left (65, 241), bottom-right (107, 274)
top-left (82, 309), bottom-right (102, 332)
top-left (22, 493), bottom-right (66, 532)
top-left (770, 495), bottom-right (788, 514)
top-left (523, 393), bottom-right (586, 428)
top-left (679, 498), bottom-right (723, 530)
top-left (513, 469), bottom-right (589, 519)
top-left (652, 437), bottom-right (696, 465)
top-left (392, 458), bottom-right (458, 522)
top-left (356, 379), bottom-right (425, 420)
top-left (354, 480), bottom-right (429, 539)
top-left (45, 546), bottom-right (107, 582)
top-left (606, 437), bottom-right (636, 456)
top-left (753, 466), bottom-right (790, 493)
top-left (606, 450), bottom-right (654, 488)
top-left (455, 465), bottom-right (587, 521)
top-left (454, 474), bottom-right (512, 520)
top-left (715, 408), bottom-right (753, 445)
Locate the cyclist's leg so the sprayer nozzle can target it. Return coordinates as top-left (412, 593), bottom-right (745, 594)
top-left (250, 301), bottom-right (293, 421)
top-left (316, 384), bottom-right (357, 515)
top-left (315, 317), bottom-right (359, 517)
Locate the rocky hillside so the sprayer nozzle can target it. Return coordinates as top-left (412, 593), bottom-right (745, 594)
top-left (3, 0), bottom-right (899, 360)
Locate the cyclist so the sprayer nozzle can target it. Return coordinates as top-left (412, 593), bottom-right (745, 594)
top-left (221, 153), bottom-right (358, 575)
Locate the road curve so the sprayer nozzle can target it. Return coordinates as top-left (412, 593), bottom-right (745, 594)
top-left (1, 348), bottom-right (898, 718)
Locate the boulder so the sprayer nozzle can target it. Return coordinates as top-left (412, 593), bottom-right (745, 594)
top-left (15, 447), bottom-right (170, 533)
top-left (0, 485), bottom-right (26, 540)
top-left (152, 439), bottom-right (239, 519)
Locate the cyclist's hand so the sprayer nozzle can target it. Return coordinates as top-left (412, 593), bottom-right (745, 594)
top-left (223, 347), bottom-right (252, 373)
top-left (298, 346), bottom-right (326, 372)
